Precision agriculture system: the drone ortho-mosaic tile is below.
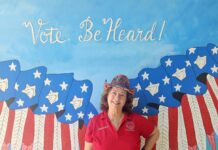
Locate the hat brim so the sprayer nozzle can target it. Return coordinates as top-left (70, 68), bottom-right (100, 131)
top-left (104, 83), bottom-right (135, 95)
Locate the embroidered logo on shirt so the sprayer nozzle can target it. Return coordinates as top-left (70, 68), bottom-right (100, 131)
top-left (98, 125), bottom-right (109, 131)
top-left (126, 121), bottom-right (135, 131)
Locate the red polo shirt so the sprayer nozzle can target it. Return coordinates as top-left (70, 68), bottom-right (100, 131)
top-left (85, 112), bottom-right (155, 150)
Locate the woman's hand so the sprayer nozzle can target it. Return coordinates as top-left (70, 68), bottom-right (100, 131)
top-left (142, 127), bottom-right (160, 150)
top-left (84, 141), bottom-right (93, 150)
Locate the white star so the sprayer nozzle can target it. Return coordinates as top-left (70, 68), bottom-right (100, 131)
top-left (142, 71), bottom-right (149, 80)
top-left (162, 76), bottom-right (170, 85)
top-left (88, 112), bottom-right (94, 119)
top-left (165, 58), bottom-right (172, 67)
top-left (185, 60), bottom-right (191, 67)
top-left (145, 82), bottom-right (159, 96)
top-left (80, 83), bottom-right (88, 93)
top-left (0, 78), bottom-right (8, 92)
top-left (211, 46), bottom-right (218, 55)
top-left (44, 78), bottom-right (51, 86)
top-left (60, 81), bottom-right (68, 91)
top-left (14, 83), bottom-right (19, 91)
top-left (16, 99), bottom-right (24, 107)
top-left (65, 113), bottom-right (72, 121)
top-left (40, 104), bottom-right (48, 112)
top-left (142, 107), bottom-right (148, 113)
top-left (22, 84), bottom-right (36, 99)
top-left (174, 84), bottom-right (182, 92)
top-left (132, 97), bottom-right (139, 108)
top-left (33, 70), bottom-right (41, 79)
top-left (135, 83), bottom-right (141, 92)
top-left (70, 96), bottom-right (83, 109)
top-left (194, 55), bottom-right (206, 69)
top-left (77, 111), bottom-right (84, 119)
top-left (194, 84), bottom-right (201, 93)
top-left (189, 48), bottom-right (196, 54)
top-left (57, 103), bottom-right (65, 111)
top-left (46, 90), bottom-right (59, 104)
top-left (211, 65), bottom-right (218, 73)
top-left (159, 95), bottom-right (166, 103)
top-left (9, 62), bottom-right (16, 71)
top-left (172, 68), bottom-right (186, 81)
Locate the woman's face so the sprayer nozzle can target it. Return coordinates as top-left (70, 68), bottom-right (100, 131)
top-left (107, 86), bottom-right (127, 111)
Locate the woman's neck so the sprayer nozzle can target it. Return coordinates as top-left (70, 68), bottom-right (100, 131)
top-left (107, 108), bottom-right (123, 120)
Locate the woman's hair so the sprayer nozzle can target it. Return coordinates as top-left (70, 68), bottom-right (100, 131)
top-left (100, 87), bottom-right (133, 113)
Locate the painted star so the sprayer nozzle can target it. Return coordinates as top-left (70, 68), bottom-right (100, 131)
top-left (57, 103), bottom-right (65, 111)
top-left (211, 65), bottom-right (218, 73)
top-left (142, 71), bottom-right (149, 80)
top-left (22, 84), bottom-right (36, 99)
top-left (211, 46), bottom-right (218, 55)
top-left (172, 68), bottom-right (186, 81)
top-left (14, 82), bottom-right (19, 91)
top-left (77, 111), bottom-right (84, 119)
top-left (145, 82), bottom-right (159, 96)
top-left (9, 62), bottom-right (16, 71)
top-left (165, 58), bottom-right (172, 67)
top-left (88, 112), bottom-right (94, 119)
top-left (16, 99), bottom-right (24, 107)
top-left (194, 84), bottom-right (201, 93)
top-left (135, 83), bottom-right (141, 92)
top-left (65, 113), bottom-right (72, 121)
top-left (44, 78), bottom-right (51, 86)
top-left (162, 76), bottom-right (170, 85)
top-left (174, 84), bottom-right (182, 92)
top-left (189, 48), bottom-right (196, 54)
top-left (0, 78), bottom-right (8, 92)
top-left (81, 83), bottom-right (88, 93)
top-left (142, 107), bottom-right (148, 113)
top-left (40, 104), bottom-right (48, 112)
top-left (46, 90), bottom-right (59, 104)
top-left (60, 81), bottom-right (68, 91)
top-left (194, 55), bottom-right (206, 69)
top-left (185, 60), bottom-right (191, 67)
top-left (33, 70), bottom-right (41, 79)
top-left (132, 97), bottom-right (139, 108)
top-left (159, 95), bottom-right (166, 103)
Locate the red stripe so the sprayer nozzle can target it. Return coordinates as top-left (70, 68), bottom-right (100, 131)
top-left (3, 109), bottom-right (15, 145)
top-left (196, 95), bottom-right (216, 150)
top-left (0, 101), bottom-right (3, 115)
top-left (22, 109), bottom-right (35, 147)
top-left (168, 107), bottom-right (178, 150)
top-left (206, 80), bottom-right (218, 113)
top-left (148, 115), bottom-right (158, 150)
top-left (44, 114), bottom-right (54, 150)
top-left (181, 95), bottom-right (197, 149)
top-left (61, 123), bottom-right (71, 150)
top-left (78, 122), bottom-right (87, 150)
top-left (215, 78), bottom-right (218, 86)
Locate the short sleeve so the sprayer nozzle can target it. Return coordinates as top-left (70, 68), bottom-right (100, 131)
top-left (136, 115), bottom-right (155, 139)
top-left (85, 119), bottom-right (94, 143)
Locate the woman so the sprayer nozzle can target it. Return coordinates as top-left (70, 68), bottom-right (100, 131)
top-left (85, 74), bottom-right (159, 150)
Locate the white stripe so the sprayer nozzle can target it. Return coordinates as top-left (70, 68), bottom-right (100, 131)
top-left (156, 106), bottom-right (169, 150)
top-left (203, 90), bottom-right (218, 135)
top-left (10, 108), bottom-right (28, 150)
top-left (53, 116), bottom-right (62, 150)
top-left (207, 74), bottom-right (218, 100)
top-left (69, 121), bottom-right (79, 150)
top-left (178, 106), bottom-right (188, 150)
top-left (32, 114), bottom-right (45, 150)
top-left (187, 94), bottom-right (206, 150)
top-left (0, 102), bottom-right (9, 148)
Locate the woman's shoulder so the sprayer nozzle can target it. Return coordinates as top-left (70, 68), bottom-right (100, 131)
top-left (127, 112), bottom-right (148, 120)
top-left (90, 111), bottom-right (106, 122)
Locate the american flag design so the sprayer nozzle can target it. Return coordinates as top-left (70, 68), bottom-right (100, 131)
top-left (0, 43), bottom-right (218, 150)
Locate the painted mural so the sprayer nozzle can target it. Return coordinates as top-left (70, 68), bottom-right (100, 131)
top-left (0, 1), bottom-right (218, 150)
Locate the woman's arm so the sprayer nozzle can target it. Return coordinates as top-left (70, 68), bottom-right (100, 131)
top-left (142, 127), bottom-right (160, 150)
top-left (84, 141), bottom-right (93, 150)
